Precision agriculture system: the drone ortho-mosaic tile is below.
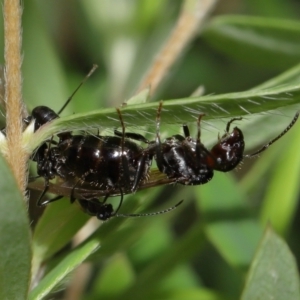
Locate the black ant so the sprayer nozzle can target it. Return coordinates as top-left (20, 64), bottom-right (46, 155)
top-left (27, 66), bottom-right (298, 221)
top-left (151, 101), bottom-right (299, 184)
top-left (27, 67), bottom-right (183, 220)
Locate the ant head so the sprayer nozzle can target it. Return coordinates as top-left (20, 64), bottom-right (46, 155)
top-left (30, 106), bottom-right (72, 140)
top-left (31, 106), bottom-right (59, 131)
top-left (77, 198), bottom-right (115, 221)
top-left (209, 127), bottom-right (245, 172)
top-left (96, 203), bottom-right (115, 221)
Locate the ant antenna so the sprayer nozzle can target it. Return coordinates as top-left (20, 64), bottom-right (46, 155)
top-left (155, 101), bottom-right (164, 160)
top-left (245, 112), bottom-right (299, 158)
top-left (195, 113), bottom-right (205, 146)
top-left (57, 64), bottom-right (98, 115)
top-left (226, 117), bottom-right (242, 133)
top-left (115, 199), bottom-right (183, 218)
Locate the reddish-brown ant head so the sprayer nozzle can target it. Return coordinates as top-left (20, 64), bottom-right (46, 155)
top-left (209, 127), bottom-right (245, 172)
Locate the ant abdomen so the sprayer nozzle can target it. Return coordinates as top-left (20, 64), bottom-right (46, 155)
top-left (56, 135), bottom-right (151, 191)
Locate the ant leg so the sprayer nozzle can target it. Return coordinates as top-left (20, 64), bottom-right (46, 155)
top-left (70, 179), bottom-right (82, 204)
top-left (245, 112), bottom-right (299, 158)
top-left (195, 115), bottom-right (214, 169)
top-left (36, 178), bottom-right (50, 207)
top-left (115, 111), bottom-right (150, 192)
top-left (196, 114), bottom-right (205, 142)
top-left (182, 124), bottom-right (190, 138)
top-left (154, 102), bottom-right (165, 172)
top-left (102, 193), bottom-right (110, 204)
top-left (226, 117), bottom-right (243, 133)
top-left (43, 139), bottom-right (58, 145)
top-left (38, 195), bottom-right (64, 206)
top-left (131, 153), bottom-right (148, 192)
top-left (113, 188), bottom-right (124, 216)
top-left (116, 108), bottom-right (131, 189)
top-left (114, 130), bottom-right (149, 144)
top-left (29, 175), bottom-right (41, 182)
top-left (195, 114), bottom-right (209, 159)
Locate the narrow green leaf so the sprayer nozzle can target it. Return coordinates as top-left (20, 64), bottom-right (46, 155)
top-left (32, 199), bottom-right (89, 278)
top-left (117, 219), bottom-right (206, 300)
top-left (206, 220), bottom-right (262, 270)
top-left (241, 226), bottom-right (300, 300)
top-left (253, 62), bottom-right (300, 90)
top-left (126, 87), bottom-right (150, 105)
top-left (89, 253), bottom-right (135, 298)
top-left (260, 120), bottom-right (300, 234)
top-left (203, 16), bottom-right (300, 69)
top-left (23, 1), bottom-right (68, 112)
top-left (29, 238), bottom-right (100, 300)
top-left (0, 153), bottom-right (31, 299)
top-left (197, 173), bottom-right (263, 269)
top-left (151, 288), bottom-right (222, 300)
top-left (29, 84), bottom-right (300, 152)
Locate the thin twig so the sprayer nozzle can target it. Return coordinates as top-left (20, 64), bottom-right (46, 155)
top-left (4, 0), bottom-right (27, 196)
top-left (136, 0), bottom-right (218, 97)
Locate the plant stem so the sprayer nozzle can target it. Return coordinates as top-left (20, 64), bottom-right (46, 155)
top-left (4, 0), bottom-right (28, 197)
top-left (136, 0), bottom-right (218, 97)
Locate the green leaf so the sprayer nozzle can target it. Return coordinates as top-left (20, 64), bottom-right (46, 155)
top-left (197, 173), bottom-right (263, 269)
top-left (32, 198), bottom-right (89, 278)
top-left (206, 220), bottom-right (262, 270)
top-left (0, 153), bottom-right (31, 299)
top-left (29, 84), bottom-right (300, 152)
top-left (203, 16), bottom-right (300, 69)
top-left (241, 226), bottom-right (300, 300)
top-left (125, 87), bottom-right (150, 105)
top-left (29, 238), bottom-right (100, 300)
top-left (151, 288), bottom-right (222, 300)
top-left (253, 62), bottom-right (300, 89)
top-left (115, 219), bottom-right (206, 300)
top-left (259, 119), bottom-right (300, 234)
top-left (88, 253), bottom-right (135, 298)
top-left (23, 1), bottom-right (68, 112)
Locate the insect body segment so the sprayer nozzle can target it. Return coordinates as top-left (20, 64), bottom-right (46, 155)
top-left (35, 131), bottom-right (152, 207)
top-left (207, 125), bottom-right (244, 172)
top-left (149, 104), bottom-right (212, 186)
top-left (56, 135), bottom-right (151, 194)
